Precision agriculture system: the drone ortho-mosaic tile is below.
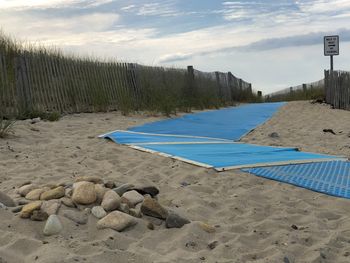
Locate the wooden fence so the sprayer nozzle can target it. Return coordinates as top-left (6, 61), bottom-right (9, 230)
top-left (324, 70), bottom-right (350, 110)
top-left (0, 50), bottom-right (253, 117)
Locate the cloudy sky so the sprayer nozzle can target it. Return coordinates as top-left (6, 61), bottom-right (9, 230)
top-left (1, 0), bottom-right (350, 93)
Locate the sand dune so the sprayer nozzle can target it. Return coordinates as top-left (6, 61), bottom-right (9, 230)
top-left (1, 101), bottom-right (350, 263)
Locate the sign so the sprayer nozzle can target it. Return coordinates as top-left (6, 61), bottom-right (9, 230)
top-left (324, 35), bottom-right (339, 56)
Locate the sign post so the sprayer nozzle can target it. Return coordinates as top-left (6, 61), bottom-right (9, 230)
top-left (324, 35), bottom-right (339, 71)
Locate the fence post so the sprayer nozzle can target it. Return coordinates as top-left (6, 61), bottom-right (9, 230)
top-left (186, 65), bottom-right (195, 108)
top-left (15, 55), bottom-right (31, 116)
top-left (302, 84), bottom-right (307, 92)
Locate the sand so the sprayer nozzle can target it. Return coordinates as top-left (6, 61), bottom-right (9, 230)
top-left (0, 101), bottom-right (350, 263)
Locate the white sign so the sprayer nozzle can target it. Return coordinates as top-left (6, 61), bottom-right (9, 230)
top-left (324, 35), bottom-right (339, 56)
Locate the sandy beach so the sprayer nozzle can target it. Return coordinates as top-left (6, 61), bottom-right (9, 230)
top-left (1, 101), bottom-right (350, 263)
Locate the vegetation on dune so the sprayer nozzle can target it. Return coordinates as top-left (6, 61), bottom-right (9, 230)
top-left (0, 31), bottom-right (259, 119)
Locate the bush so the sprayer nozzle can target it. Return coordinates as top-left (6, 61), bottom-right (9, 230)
top-left (0, 115), bottom-right (16, 138)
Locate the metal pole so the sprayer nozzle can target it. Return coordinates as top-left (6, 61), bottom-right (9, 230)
top-left (330, 55), bottom-right (334, 71)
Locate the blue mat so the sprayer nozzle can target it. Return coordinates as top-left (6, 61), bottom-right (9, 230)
top-left (129, 102), bottom-right (286, 141)
top-left (100, 130), bottom-right (230, 144)
top-left (243, 161), bottom-right (350, 199)
top-left (132, 142), bottom-right (342, 170)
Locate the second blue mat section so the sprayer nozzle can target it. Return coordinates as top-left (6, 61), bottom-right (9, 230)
top-left (243, 161), bottom-right (350, 199)
top-left (129, 102), bottom-right (286, 141)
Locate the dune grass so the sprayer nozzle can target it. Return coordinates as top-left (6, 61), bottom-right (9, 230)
top-left (0, 31), bottom-right (258, 118)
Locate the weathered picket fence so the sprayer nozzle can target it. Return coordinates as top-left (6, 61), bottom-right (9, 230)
top-left (324, 70), bottom-right (350, 110)
top-left (0, 50), bottom-right (253, 117)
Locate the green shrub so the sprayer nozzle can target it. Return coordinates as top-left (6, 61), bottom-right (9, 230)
top-left (0, 115), bottom-right (16, 138)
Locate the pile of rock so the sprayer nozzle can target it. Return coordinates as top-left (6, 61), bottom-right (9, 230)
top-left (1, 176), bottom-right (190, 236)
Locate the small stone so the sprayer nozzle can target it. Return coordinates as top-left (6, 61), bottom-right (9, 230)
top-left (65, 188), bottom-right (73, 197)
top-left (20, 201), bottom-right (42, 218)
top-left (129, 208), bottom-right (142, 218)
top-left (291, 224), bottom-right (298, 230)
top-left (133, 185), bottom-right (159, 197)
top-left (141, 196), bottom-right (168, 219)
top-left (113, 183), bottom-right (135, 196)
top-left (269, 132), bottom-right (280, 138)
top-left (283, 257), bottom-right (291, 263)
top-left (208, 241), bottom-right (219, 250)
top-left (72, 182), bottom-right (96, 205)
top-left (41, 200), bottom-right (61, 215)
top-left (147, 221), bottom-right (154, 230)
top-left (118, 203), bottom-right (130, 214)
top-left (61, 197), bottom-right (75, 208)
top-left (120, 197), bottom-right (134, 208)
top-left (0, 203), bottom-right (6, 209)
top-left (40, 186), bottom-right (65, 201)
top-left (97, 211), bottom-right (137, 232)
top-left (19, 181), bottom-right (32, 187)
top-left (25, 188), bottom-right (47, 201)
top-left (91, 206), bottom-right (107, 219)
top-left (0, 191), bottom-right (16, 207)
top-left (94, 184), bottom-right (108, 204)
top-left (11, 205), bottom-right (23, 213)
top-left (75, 176), bottom-right (104, 184)
top-left (104, 181), bottom-right (115, 189)
top-left (31, 117), bottom-right (41, 124)
top-left (18, 184), bottom-right (36, 197)
top-left (165, 213), bottom-right (190, 228)
top-left (43, 215), bottom-right (63, 236)
top-left (17, 199), bottom-right (30, 205)
top-left (198, 222), bottom-right (216, 233)
top-left (30, 210), bottom-right (49, 221)
top-left (62, 210), bottom-right (88, 225)
top-left (122, 190), bottom-right (144, 206)
top-left (101, 190), bottom-right (121, 212)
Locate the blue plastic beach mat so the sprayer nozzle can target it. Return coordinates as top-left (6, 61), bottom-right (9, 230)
top-left (128, 102), bottom-right (286, 141)
top-left (132, 142), bottom-right (342, 170)
top-left (101, 102), bottom-right (349, 199)
top-left (243, 161), bottom-right (350, 199)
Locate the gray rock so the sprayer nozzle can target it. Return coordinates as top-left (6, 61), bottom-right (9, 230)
top-left (129, 208), bottom-right (142, 218)
top-left (91, 206), bottom-right (107, 219)
top-left (133, 185), bottom-right (159, 197)
top-left (118, 203), bottom-right (130, 214)
top-left (65, 188), bottom-right (73, 197)
top-left (122, 190), bottom-right (144, 206)
top-left (101, 190), bottom-right (121, 212)
top-left (141, 196), bottom-right (168, 219)
top-left (61, 197), bottom-right (75, 208)
top-left (43, 215), bottom-right (63, 236)
top-left (0, 203), bottom-right (6, 209)
top-left (113, 183), bottom-right (135, 196)
top-left (0, 191), bottom-right (16, 207)
top-left (41, 200), bottom-right (61, 215)
top-left (71, 182), bottom-right (96, 205)
top-left (30, 210), bottom-right (49, 221)
top-left (104, 181), bottom-right (115, 189)
top-left (62, 210), bottom-right (88, 225)
top-left (97, 211), bottom-right (137, 232)
top-left (11, 205), bottom-right (23, 213)
top-left (165, 213), bottom-right (190, 228)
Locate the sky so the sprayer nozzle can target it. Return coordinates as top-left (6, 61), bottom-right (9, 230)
top-left (0, 0), bottom-right (350, 94)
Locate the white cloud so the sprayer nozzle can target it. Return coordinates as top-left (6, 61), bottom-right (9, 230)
top-left (0, 0), bottom-right (82, 9)
top-left (0, 12), bottom-right (119, 36)
top-left (297, 0), bottom-right (350, 14)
